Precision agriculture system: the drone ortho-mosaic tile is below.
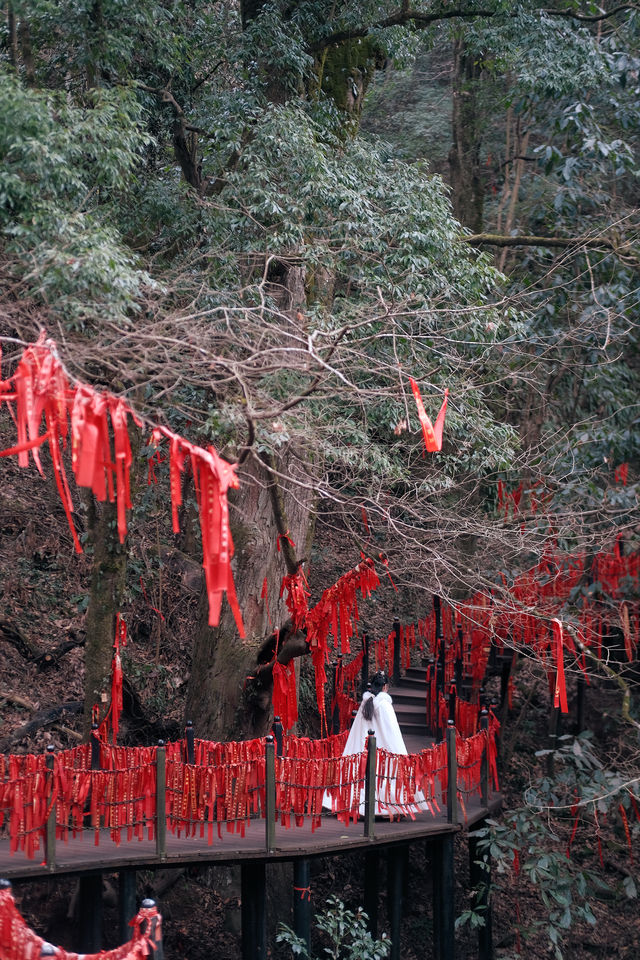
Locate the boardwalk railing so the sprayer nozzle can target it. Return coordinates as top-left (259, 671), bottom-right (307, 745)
top-left (0, 718), bottom-right (498, 865)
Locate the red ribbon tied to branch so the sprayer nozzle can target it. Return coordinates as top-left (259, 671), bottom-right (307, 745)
top-left (409, 378), bottom-right (449, 453)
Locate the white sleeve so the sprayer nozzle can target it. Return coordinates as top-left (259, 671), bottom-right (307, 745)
top-left (374, 696), bottom-right (408, 755)
top-left (342, 694), bottom-right (373, 755)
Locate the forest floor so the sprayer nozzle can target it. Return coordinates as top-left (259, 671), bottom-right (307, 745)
top-left (1, 449), bottom-right (639, 959)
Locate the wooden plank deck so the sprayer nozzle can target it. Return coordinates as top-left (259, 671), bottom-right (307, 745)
top-left (0, 795), bottom-right (501, 879)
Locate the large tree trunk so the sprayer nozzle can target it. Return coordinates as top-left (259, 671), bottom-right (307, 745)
top-left (449, 36), bottom-right (485, 232)
top-left (185, 445), bottom-right (316, 741)
top-left (83, 498), bottom-right (127, 733)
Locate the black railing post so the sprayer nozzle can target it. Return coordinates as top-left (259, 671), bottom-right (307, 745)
top-left (448, 682), bottom-right (457, 726)
top-left (392, 618), bottom-right (401, 683)
top-left (155, 741), bottom-right (166, 861)
top-left (362, 633), bottom-right (369, 693)
top-left (480, 709), bottom-right (489, 809)
top-left (364, 730), bottom-right (377, 839)
top-left (45, 745), bottom-right (56, 871)
top-left (90, 723), bottom-right (101, 770)
top-left (140, 898), bottom-right (164, 960)
top-left (265, 735), bottom-right (276, 852)
top-left (455, 625), bottom-right (464, 691)
top-left (272, 716), bottom-right (284, 757)
top-left (434, 597), bottom-right (445, 698)
top-left (426, 658), bottom-right (435, 736)
top-left (446, 721), bottom-right (457, 825)
top-left (185, 720), bottom-right (195, 765)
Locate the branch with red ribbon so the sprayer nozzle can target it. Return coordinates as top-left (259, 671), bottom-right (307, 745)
top-left (0, 335), bottom-right (243, 636)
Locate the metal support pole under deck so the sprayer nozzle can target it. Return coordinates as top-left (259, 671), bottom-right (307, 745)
top-left (293, 858), bottom-right (311, 954)
top-left (118, 868), bottom-right (137, 944)
top-left (469, 828), bottom-right (493, 960)
top-left (241, 861), bottom-right (267, 960)
top-left (439, 835), bottom-right (455, 960)
top-left (387, 845), bottom-right (404, 960)
top-left (364, 849), bottom-right (379, 938)
top-left (79, 872), bottom-right (103, 953)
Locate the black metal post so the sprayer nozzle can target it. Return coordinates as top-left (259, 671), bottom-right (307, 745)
top-left (331, 658), bottom-right (342, 735)
top-left (426, 658), bottom-right (435, 736)
top-left (362, 633), bottom-right (369, 693)
top-left (90, 723), bottom-right (101, 770)
top-left (185, 720), bottom-right (195, 765)
top-left (118, 868), bottom-right (137, 943)
top-left (156, 741), bottom-right (166, 860)
top-left (241, 862), bottom-right (267, 960)
top-left (446, 721), bottom-right (458, 825)
top-left (272, 716), bottom-right (284, 756)
top-left (387, 846), bottom-right (403, 960)
top-left (431, 839), bottom-right (442, 960)
top-left (455, 625), bottom-right (464, 690)
top-left (293, 859), bottom-right (311, 954)
top-left (435, 597), bottom-right (445, 699)
top-left (141, 898), bottom-right (164, 960)
top-left (392, 618), bottom-right (401, 683)
top-left (79, 873), bottom-right (103, 953)
top-left (364, 730), bottom-right (377, 838)
top-left (45, 745), bottom-right (56, 870)
top-left (364, 850), bottom-right (379, 938)
top-left (448, 682), bottom-right (457, 726)
top-left (265, 736), bottom-right (276, 852)
top-left (469, 829), bottom-right (492, 960)
top-left (480, 709), bottom-right (489, 808)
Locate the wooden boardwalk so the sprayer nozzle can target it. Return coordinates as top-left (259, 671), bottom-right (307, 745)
top-left (0, 794), bottom-right (500, 880)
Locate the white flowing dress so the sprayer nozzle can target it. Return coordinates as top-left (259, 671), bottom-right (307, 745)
top-left (323, 691), bottom-right (428, 817)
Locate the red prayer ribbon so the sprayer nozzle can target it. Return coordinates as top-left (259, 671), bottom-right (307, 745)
top-left (409, 378), bottom-right (449, 453)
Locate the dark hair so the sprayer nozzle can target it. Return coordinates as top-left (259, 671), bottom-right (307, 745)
top-left (370, 670), bottom-right (389, 695)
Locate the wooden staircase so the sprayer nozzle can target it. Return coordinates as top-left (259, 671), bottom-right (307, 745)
top-left (388, 666), bottom-right (432, 750)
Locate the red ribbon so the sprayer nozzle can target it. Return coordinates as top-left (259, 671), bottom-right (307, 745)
top-left (409, 378), bottom-right (449, 453)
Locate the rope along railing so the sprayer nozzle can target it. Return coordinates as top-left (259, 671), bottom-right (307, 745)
top-left (0, 882), bottom-right (162, 960)
top-left (0, 721), bottom-right (498, 862)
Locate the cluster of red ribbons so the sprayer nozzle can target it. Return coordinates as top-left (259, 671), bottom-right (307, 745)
top-left (437, 692), bottom-right (479, 739)
top-left (164, 737), bottom-right (266, 841)
top-left (0, 885), bottom-right (161, 960)
top-left (272, 660), bottom-right (298, 733)
top-left (0, 335), bottom-right (243, 635)
top-left (409, 379), bottom-right (449, 453)
top-left (1, 725), bottom-right (505, 856)
top-left (302, 557), bottom-right (380, 731)
top-left (330, 652), bottom-right (364, 732)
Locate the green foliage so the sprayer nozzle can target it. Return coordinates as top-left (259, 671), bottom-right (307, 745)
top-left (276, 896), bottom-right (391, 960)
top-left (0, 70), bottom-right (152, 326)
top-left (467, 735), bottom-right (639, 959)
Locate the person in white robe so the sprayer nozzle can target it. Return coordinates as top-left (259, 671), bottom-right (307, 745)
top-left (323, 671), bottom-right (429, 818)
